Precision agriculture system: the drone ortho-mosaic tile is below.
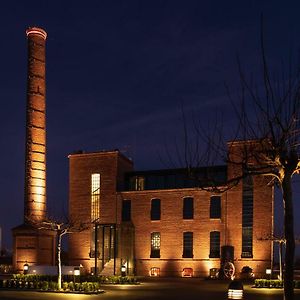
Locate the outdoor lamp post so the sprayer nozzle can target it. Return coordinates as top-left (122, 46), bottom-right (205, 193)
top-left (228, 280), bottom-right (243, 299)
top-left (23, 262), bottom-right (29, 275)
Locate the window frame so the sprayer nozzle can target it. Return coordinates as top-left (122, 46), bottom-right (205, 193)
top-left (182, 232), bottom-right (193, 258)
top-left (150, 232), bottom-right (161, 258)
top-left (209, 231), bottom-right (220, 258)
top-left (122, 199), bottom-right (131, 222)
top-left (183, 197), bottom-right (194, 219)
top-left (151, 198), bottom-right (161, 221)
top-left (210, 195), bottom-right (221, 219)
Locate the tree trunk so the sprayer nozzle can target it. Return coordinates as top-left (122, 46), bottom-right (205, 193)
top-left (57, 233), bottom-right (62, 290)
top-left (282, 174), bottom-right (295, 300)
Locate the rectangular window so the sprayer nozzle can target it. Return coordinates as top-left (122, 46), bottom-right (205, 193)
top-left (242, 175), bottom-right (253, 258)
top-left (209, 231), bottom-right (220, 258)
top-left (183, 197), bottom-right (193, 219)
top-left (210, 196), bottom-right (221, 219)
top-left (122, 200), bottom-right (131, 221)
top-left (151, 198), bottom-right (161, 220)
top-left (91, 173), bottom-right (100, 222)
top-left (150, 232), bottom-right (160, 258)
top-left (182, 232), bottom-right (193, 258)
top-left (135, 176), bottom-right (145, 191)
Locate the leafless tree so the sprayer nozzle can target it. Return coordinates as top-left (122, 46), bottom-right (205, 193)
top-left (27, 217), bottom-right (88, 290)
top-left (176, 21), bottom-right (300, 300)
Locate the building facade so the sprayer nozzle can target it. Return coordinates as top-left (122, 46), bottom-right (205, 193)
top-left (68, 142), bottom-right (273, 278)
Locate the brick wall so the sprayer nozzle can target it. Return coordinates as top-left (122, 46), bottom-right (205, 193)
top-left (68, 146), bottom-right (273, 277)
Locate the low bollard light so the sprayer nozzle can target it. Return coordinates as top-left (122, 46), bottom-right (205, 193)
top-left (23, 262), bottom-right (29, 275)
top-left (74, 266), bottom-right (80, 283)
top-left (121, 265), bottom-right (126, 277)
top-left (228, 280), bottom-right (243, 299)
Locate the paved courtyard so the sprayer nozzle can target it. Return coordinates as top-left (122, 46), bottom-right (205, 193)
top-left (0, 278), bottom-right (299, 300)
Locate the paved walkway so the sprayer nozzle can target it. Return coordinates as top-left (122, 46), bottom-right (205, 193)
top-left (0, 278), bottom-right (299, 300)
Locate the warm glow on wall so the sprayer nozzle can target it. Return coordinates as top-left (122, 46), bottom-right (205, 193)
top-left (91, 173), bottom-right (100, 221)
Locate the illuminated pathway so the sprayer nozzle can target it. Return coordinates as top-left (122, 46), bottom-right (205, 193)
top-left (0, 279), bottom-right (300, 300)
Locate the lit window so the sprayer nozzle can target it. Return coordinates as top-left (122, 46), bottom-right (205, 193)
top-left (183, 232), bottom-right (193, 258)
top-left (151, 199), bottom-right (161, 220)
top-left (183, 197), bottom-right (193, 219)
top-left (136, 176), bottom-right (145, 190)
top-left (209, 231), bottom-right (220, 258)
top-left (150, 267), bottom-right (160, 276)
top-left (182, 268), bottom-right (193, 277)
top-left (150, 232), bottom-right (160, 258)
top-left (210, 196), bottom-right (221, 219)
top-left (91, 173), bottom-right (100, 222)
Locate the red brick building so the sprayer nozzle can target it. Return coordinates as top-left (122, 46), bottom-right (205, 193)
top-left (68, 141), bottom-right (273, 278)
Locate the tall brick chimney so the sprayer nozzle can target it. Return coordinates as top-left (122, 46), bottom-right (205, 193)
top-left (24, 27), bottom-right (47, 222)
top-left (12, 27), bottom-right (55, 272)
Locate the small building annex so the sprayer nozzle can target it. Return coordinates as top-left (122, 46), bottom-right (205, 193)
top-left (68, 141), bottom-right (273, 278)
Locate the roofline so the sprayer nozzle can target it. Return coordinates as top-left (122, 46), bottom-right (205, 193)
top-left (125, 164), bottom-right (227, 176)
top-left (67, 149), bottom-right (133, 164)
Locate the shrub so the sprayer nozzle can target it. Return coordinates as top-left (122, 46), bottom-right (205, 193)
top-left (82, 282), bottom-right (88, 292)
top-left (50, 281), bottom-right (59, 290)
top-left (68, 281), bottom-right (74, 291)
top-left (41, 281), bottom-right (49, 291)
top-left (62, 282), bottom-right (68, 291)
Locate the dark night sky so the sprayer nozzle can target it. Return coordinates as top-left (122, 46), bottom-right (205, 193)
top-left (0, 0), bottom-right (299, 254)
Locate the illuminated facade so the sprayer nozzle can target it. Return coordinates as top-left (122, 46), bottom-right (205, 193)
top-left (12, 27), bottom-right (56, 272)
top-left (68, 142), bottom-right (273, 278)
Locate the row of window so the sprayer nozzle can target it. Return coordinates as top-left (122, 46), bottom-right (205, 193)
top-left (122, 196), bottom-right (221, 221)
top-left (149, 267), bottom-right (194, 277)
top-left (150, 231), bottom-right (221, 259)
top-left (125, 166), bottom-right (228, 191)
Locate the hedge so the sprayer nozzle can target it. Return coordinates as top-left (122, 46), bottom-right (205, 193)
top-left (254, 279), bottom-right (300, 289)
top-left (0, 275), bottom-right (138, 292)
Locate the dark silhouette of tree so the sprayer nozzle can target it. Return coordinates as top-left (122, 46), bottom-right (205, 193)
top-left (175, 20), bottom-right (300, 300)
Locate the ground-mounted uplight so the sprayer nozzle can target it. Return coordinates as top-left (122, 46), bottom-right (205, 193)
top-left (266, 268), bottom-right (272, 280)
top-left (121, 265), bottom-right (126, 277)
top-left (23, 262), bottom-right (29, 275)
top-left (74, 266), bottom-right (80, 283)
top-left (228, 280), bottom-right (243, 299)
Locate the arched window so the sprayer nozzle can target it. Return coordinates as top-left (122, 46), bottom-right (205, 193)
top-left (150, 267), bottom-right (160, 276)
top-left (183, 197), bottom-right (193, 219)
top-left (182, 268), bottom-right (193, 277)
top-left (150, 232), bottom-right (161, 258)
top-left (209, 231), bottom-right (220, 258)
top-left (151, 198), bottom-right (161, 220)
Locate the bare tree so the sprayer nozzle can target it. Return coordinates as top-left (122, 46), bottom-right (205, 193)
top-left (28, 218), bottom-right (88, 290)
top-left (177, 22), bottom-right (300, 300)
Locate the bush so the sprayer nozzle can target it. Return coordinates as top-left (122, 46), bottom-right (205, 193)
top-left (47, 281), bottom-right (55, 290)
top-left (68, 281), bottom-right (74, 291)
top-left (41, 281), bottom-right (49, 291)
top-left (62, 282), bottom-right (68, 291)
top-left (75, 282), bottom-right (81, 291)
top-left (254, 279), bottom-right (300, 289)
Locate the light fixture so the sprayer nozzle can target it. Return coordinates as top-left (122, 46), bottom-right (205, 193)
top-left (228, 280), bottom-right (243, 299)
top-left (23, 262), bottom-right (29, 274)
